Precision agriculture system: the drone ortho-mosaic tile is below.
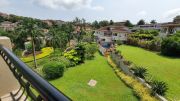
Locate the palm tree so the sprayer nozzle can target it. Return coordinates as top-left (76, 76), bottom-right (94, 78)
top-left (49, 28), bottom-right (68, 50)
top-left (17, 18), bottom-right (43, 68)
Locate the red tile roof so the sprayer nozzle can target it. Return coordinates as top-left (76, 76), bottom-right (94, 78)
top-left (97, 25), bottom-right (130, 33)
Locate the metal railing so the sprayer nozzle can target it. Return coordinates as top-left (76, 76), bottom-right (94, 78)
top-left (0, 45), bottom-right (71, 101)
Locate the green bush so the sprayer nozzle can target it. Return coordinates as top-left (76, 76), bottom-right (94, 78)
top-left (50, 56), bottom-right (71, 68)
top-left (161, 33), bottom-right (180, 56)
top-left (116, 40), bottom-right (123, 45)
top-left (13, 49), bottom-right (23, 57)
top-left (84, 43), bottom-right (97, 59)
top-left (42, 62), bottom-right (65, 79)
top-left (131, 67), bottom-right (148, 79)
top-left (75, 44), bottom-right (85, 63)
top-left (25, 42), bottom-right (32, 52)
top-left (151, 80), bottom-right (168, 96)
top-left (63, 49), bottom-right (81, 66)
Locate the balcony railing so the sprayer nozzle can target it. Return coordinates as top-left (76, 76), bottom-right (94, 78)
top-left (0, 44), bottom-right (71, 101)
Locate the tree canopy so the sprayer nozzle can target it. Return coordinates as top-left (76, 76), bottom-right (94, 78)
top-left (137, 19), bottom-right (145, 25)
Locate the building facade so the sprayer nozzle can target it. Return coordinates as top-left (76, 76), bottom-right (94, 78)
top-left (94, 25), bottom-right (131, 55)
top-left (0, 21), bottom-right (18, 31)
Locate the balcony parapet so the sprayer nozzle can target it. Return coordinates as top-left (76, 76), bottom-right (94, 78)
top-left (0, 37), bottom-right (70, 101)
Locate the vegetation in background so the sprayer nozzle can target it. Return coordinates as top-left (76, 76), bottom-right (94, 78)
top-left (161, 32), bottom-right (180, 57)
top-left (150, 20), bottom-right (157, 24)
top-left (137, 19), bottom-right (145, 25)
top-left (124, 20), bottom-right (134, 27)
top-left (127, 29), bottom-right (161, 51)
top-left (47, 28), bottom-right (68, 49)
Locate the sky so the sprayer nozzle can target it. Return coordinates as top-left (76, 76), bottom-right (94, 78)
top-left (0, 0), bottom-right (180, 24)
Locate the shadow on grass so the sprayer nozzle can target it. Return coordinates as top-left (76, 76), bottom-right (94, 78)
top-left (156, 53), bottom-right (180, 59)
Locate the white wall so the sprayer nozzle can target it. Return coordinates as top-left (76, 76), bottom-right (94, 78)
top-left (112, 33), bottom-right (127, 41)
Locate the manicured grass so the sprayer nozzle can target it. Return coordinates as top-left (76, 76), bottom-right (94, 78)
top-left (117, 45), bottom-right (180, 100)
top-left (50, 53), bottom-right (138, 101)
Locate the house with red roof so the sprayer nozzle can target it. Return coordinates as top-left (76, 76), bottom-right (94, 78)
top-left (94, 25), bottom-right (131, 55)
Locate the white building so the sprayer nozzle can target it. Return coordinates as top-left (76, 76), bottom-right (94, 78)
top-left (94, 25), bottom-right (131, 56)
top-left (133, 24), bottom-right (162, 31)
top-left (94, 25), bottom-right (131, 42)
top-left (0, 21), bottom-right (18, 31)
top-left (160, 23), bottom-right (180, 37)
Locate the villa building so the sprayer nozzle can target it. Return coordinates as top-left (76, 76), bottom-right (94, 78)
top-left (133, 23), bottom-right (162, 31)
top-left (0, 21), bottom-right (18, 31)
top-left (159, 23), bottom-right (180, 37)
top-left (94, 25), bottom-right (131, 55)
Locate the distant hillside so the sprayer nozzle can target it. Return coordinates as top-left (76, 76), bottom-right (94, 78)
top-left (0, 12), bottom-right (66, 28)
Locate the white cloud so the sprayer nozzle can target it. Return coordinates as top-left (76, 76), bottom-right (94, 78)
top-left (163, 8), bottom-right (180, 18)
top-left (32, 0), bottom-right (104, 11)
top-left (137, 11), bottom-right (147, 16)
top-left (0, 0), bottom-right (10, 8)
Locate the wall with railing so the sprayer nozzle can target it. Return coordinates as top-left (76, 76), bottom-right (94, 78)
top-left (0, 36), bottom-right (70, 101)
top-left (0, 37), bottom-right (19, 96)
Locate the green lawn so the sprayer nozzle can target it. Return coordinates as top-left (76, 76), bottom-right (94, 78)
top-left (50, 53), bottom-right (138, 101)
top-left (117, 45), bottom-right (180, 100)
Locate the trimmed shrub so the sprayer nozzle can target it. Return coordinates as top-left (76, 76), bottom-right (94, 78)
top-left (50, 56), bottom-right (71, 68)
top-left (151, 80), bottom-right (168, 96)
top-left (131, 67), bottom-right (148, 79)
top-left (42, 62), bottom-right (65, 79)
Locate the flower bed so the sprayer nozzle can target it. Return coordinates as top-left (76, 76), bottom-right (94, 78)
top-left (21, 47), bottom-right (54, 63)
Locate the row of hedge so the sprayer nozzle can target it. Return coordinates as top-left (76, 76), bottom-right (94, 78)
top-left (127, 37), bottom-right (161, 51)
top-left (107, 56), bottom-right (158, 101)
top-left (21, 47), bottom-right (54, 63)
top-left (127, 29), bottom-right (162, 51)
top-left (109, 50), bottom-right (168, 100)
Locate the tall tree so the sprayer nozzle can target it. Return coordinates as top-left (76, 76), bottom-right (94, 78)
top-left (124, 20), bottom-right (133, 27)
top-left (0, 16), bottom-right (5, 23)
top-left (17, 18), bottom-right (43, 68)
top-left (173, 15), bottom-right (180, 23)
top-left (109, 20), bottom-right (114, 25)
top-left (49, 28), bottom-right (68, 50)
top-left (60, 23), bottom-right (74, 46)
top-left (99, 20), bottom-right (109, 27)
top-left (150, 20), bottom-right (157, 24)
top-left (137, 19), bottom-right (145, 25)
top-left (82, 18), bottom-right (86, 30)
top-left (92, 20), bottom-right (100, 29)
